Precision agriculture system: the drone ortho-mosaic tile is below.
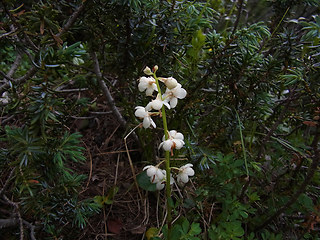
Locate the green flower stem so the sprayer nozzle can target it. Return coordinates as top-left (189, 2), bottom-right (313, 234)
top-left (153, 72), bottom-right (172, 237)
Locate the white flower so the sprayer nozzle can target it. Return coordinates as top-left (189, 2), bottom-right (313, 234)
top-left (138, 77), bottom-right (158, 96)
top-left (158, 77), bottom-right (178, 89)
top-left (159, 130), bottom-right (185, 151)
top-left (177, 164), bottom-right (194, 185)
top-left (135, 106), bottom-right (156, 128)
top-left (162, 83), bottom-right (187, 108)
top-left (156, 170), bottom-right (175, 190)
top-left (145, 94), bottom-right (170, 111)
top-left (143, 66), bottom-right (153, 75)
top-left (143, 165), bottom-right (165, 184)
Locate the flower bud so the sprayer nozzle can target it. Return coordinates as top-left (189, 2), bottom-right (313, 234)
top-left (153, 65), bottom-right (158, 72)
top-left (143, 66), bottom-right (153, 75)
top-left (165, 77), bottom-right (178, 89)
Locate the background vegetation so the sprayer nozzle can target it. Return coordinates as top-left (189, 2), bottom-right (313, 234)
top-left (0, 0), bottom-right (319, 239)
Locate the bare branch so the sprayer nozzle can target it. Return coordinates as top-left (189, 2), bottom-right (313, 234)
top-left (231, 0), bottom-right (244, 35)
top-left (0, 218), bottom-right (36, 240)
top-left (90, 51), bottom-right (127, 129)
top-left (1, 0), bottom-right (39, 51)
top-left (0, 66), bottom-right (38, 93)
top-left (56, 1), bottom-right (88, 38)
top-left (3, 195), bottom-right (24, 240)
top-left (0, 167), bottom-right (16, 197)
top-left (7, 54), bottom-right (22, 78)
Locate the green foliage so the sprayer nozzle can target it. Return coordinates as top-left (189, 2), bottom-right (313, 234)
top-left (1, 0), bottom-right (320, 239)
top-left (161, 218), bottom-right (202, 240)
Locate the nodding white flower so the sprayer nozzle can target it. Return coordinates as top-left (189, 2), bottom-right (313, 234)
top-left (135, 106), bottom-right (156, 128)
top-left (159, 130), bottom-right (185, 152)
top-left (156, 170), bottom-right (175, 190)
top-left (143, 165), bottom-right (165, 184)
top-left (177, 164), bottom-right (194, 185)
top-left (143, 66), bottom-right (153, 75)
top-left (138, 77), bottom-right (158, 96)
top-left (145, 94), bottom-right (170, 111)
top-left (158, 77), bottom-right (178, 89)
top-left (162, 83), bottom-right (187, 108)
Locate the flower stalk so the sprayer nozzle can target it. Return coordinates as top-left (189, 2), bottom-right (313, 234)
top-left (153, 71), bottom-right (172, 229)
top-left (135, 65), bottom-right (193, 239)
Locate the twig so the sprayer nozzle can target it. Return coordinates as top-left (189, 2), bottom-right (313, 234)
top-left (95, 149), bottom-right (139, 156)
top-left (55, 88), bottom-right (89, 93)
top-left (1, 0), bottom-right (39, 51)
top-left (0, 167), bottom-right (16, 197)
top-left (6, 54), bottom-right (22, 79)
top-left (0, 66), bottom-right (38, 93)
top-left (3, 195), bottom-right (24, 240)
top-left (90, 51), bottom-right (127, 129)
top-left (114, 154), bottom-right (120, 186)
top-left (83, 141), bottom-right (93, 190)
top-left (0, 218), bottom-right (36, 240)
top-left (124, 124), bottom-right (143, 201)
top-left (231, 0), bottom-right (244, 35)
top-left (56, 1), bottom-right (88, 38)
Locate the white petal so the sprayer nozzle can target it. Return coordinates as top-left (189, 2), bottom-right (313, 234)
top-left (151, 99), bottom-right (163, 110)
top-left (145, 87), bottom-right (154, 96)
top-left (185, 168), bottom-right (195, 176)
top-left (138, 80), bottom-right (148, 92)
top-left (156, 169), bottom-right (165, 180)
top-left (175, 132), bottom-right (184, 140)
top-left (135, 107), bottom-right (146, 118)
top-left (156, 182), bottom-right (165, 190)
top-left (182, 163), bottom-right (193, 169)
top-left (173, 139), bottom-right (184, 149)
top-left (170, 98), bottom-right (178, 108)
top-left (145, 102), bottom-right (152, 111)
top-left (169, 130), bottom-right (177, 137)
top-left (143, 165), bottom-right (153, 171)
top-left (145, 166), bottom-right (156, 176)
top-left (179, 173), bottom-right (189, 183)
top-left (143, 117), bottom-right (151, 128)
top-left (162, 101), bottom-right (171, 109)
top-left (162, 140), bottom-right (173, 151)
top-left (150, 118), bottom-right (156, 128)
top-left (175, 88), bottom-right (187, 99)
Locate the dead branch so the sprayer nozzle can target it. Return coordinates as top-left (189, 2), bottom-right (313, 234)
top-left (56, 1), bottom-right (88, 38)
top-left (0, 66), bottom-right (38, 93)
top-left (90, 51), bottom-right (127, 129)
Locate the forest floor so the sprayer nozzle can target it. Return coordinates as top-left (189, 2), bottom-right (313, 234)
top-left (70, 91), bottom-right (156, 240)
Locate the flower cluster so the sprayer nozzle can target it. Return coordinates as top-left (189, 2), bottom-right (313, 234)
top-left (135, 65), bottom-right (194, 190)
top-left (135, 66), bottom-right (187, 129)
top-left (143, 164), bottom-right (195, 189)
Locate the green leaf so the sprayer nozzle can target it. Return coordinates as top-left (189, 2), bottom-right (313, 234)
top-left (137, 171), bottom-right (157, 191)
top-left (182, 219), bottom-right (190, 234)
top-left (189, 222), bottom-right (202, 236)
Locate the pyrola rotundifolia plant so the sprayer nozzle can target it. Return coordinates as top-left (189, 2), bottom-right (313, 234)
top-left (135, 65), bottom-right (194, 236)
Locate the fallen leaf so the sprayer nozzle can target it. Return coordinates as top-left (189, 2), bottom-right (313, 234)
top-left (303, 121), bottom-right (318, 127)
top-left (107, 218), bottom-right (122, 234)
